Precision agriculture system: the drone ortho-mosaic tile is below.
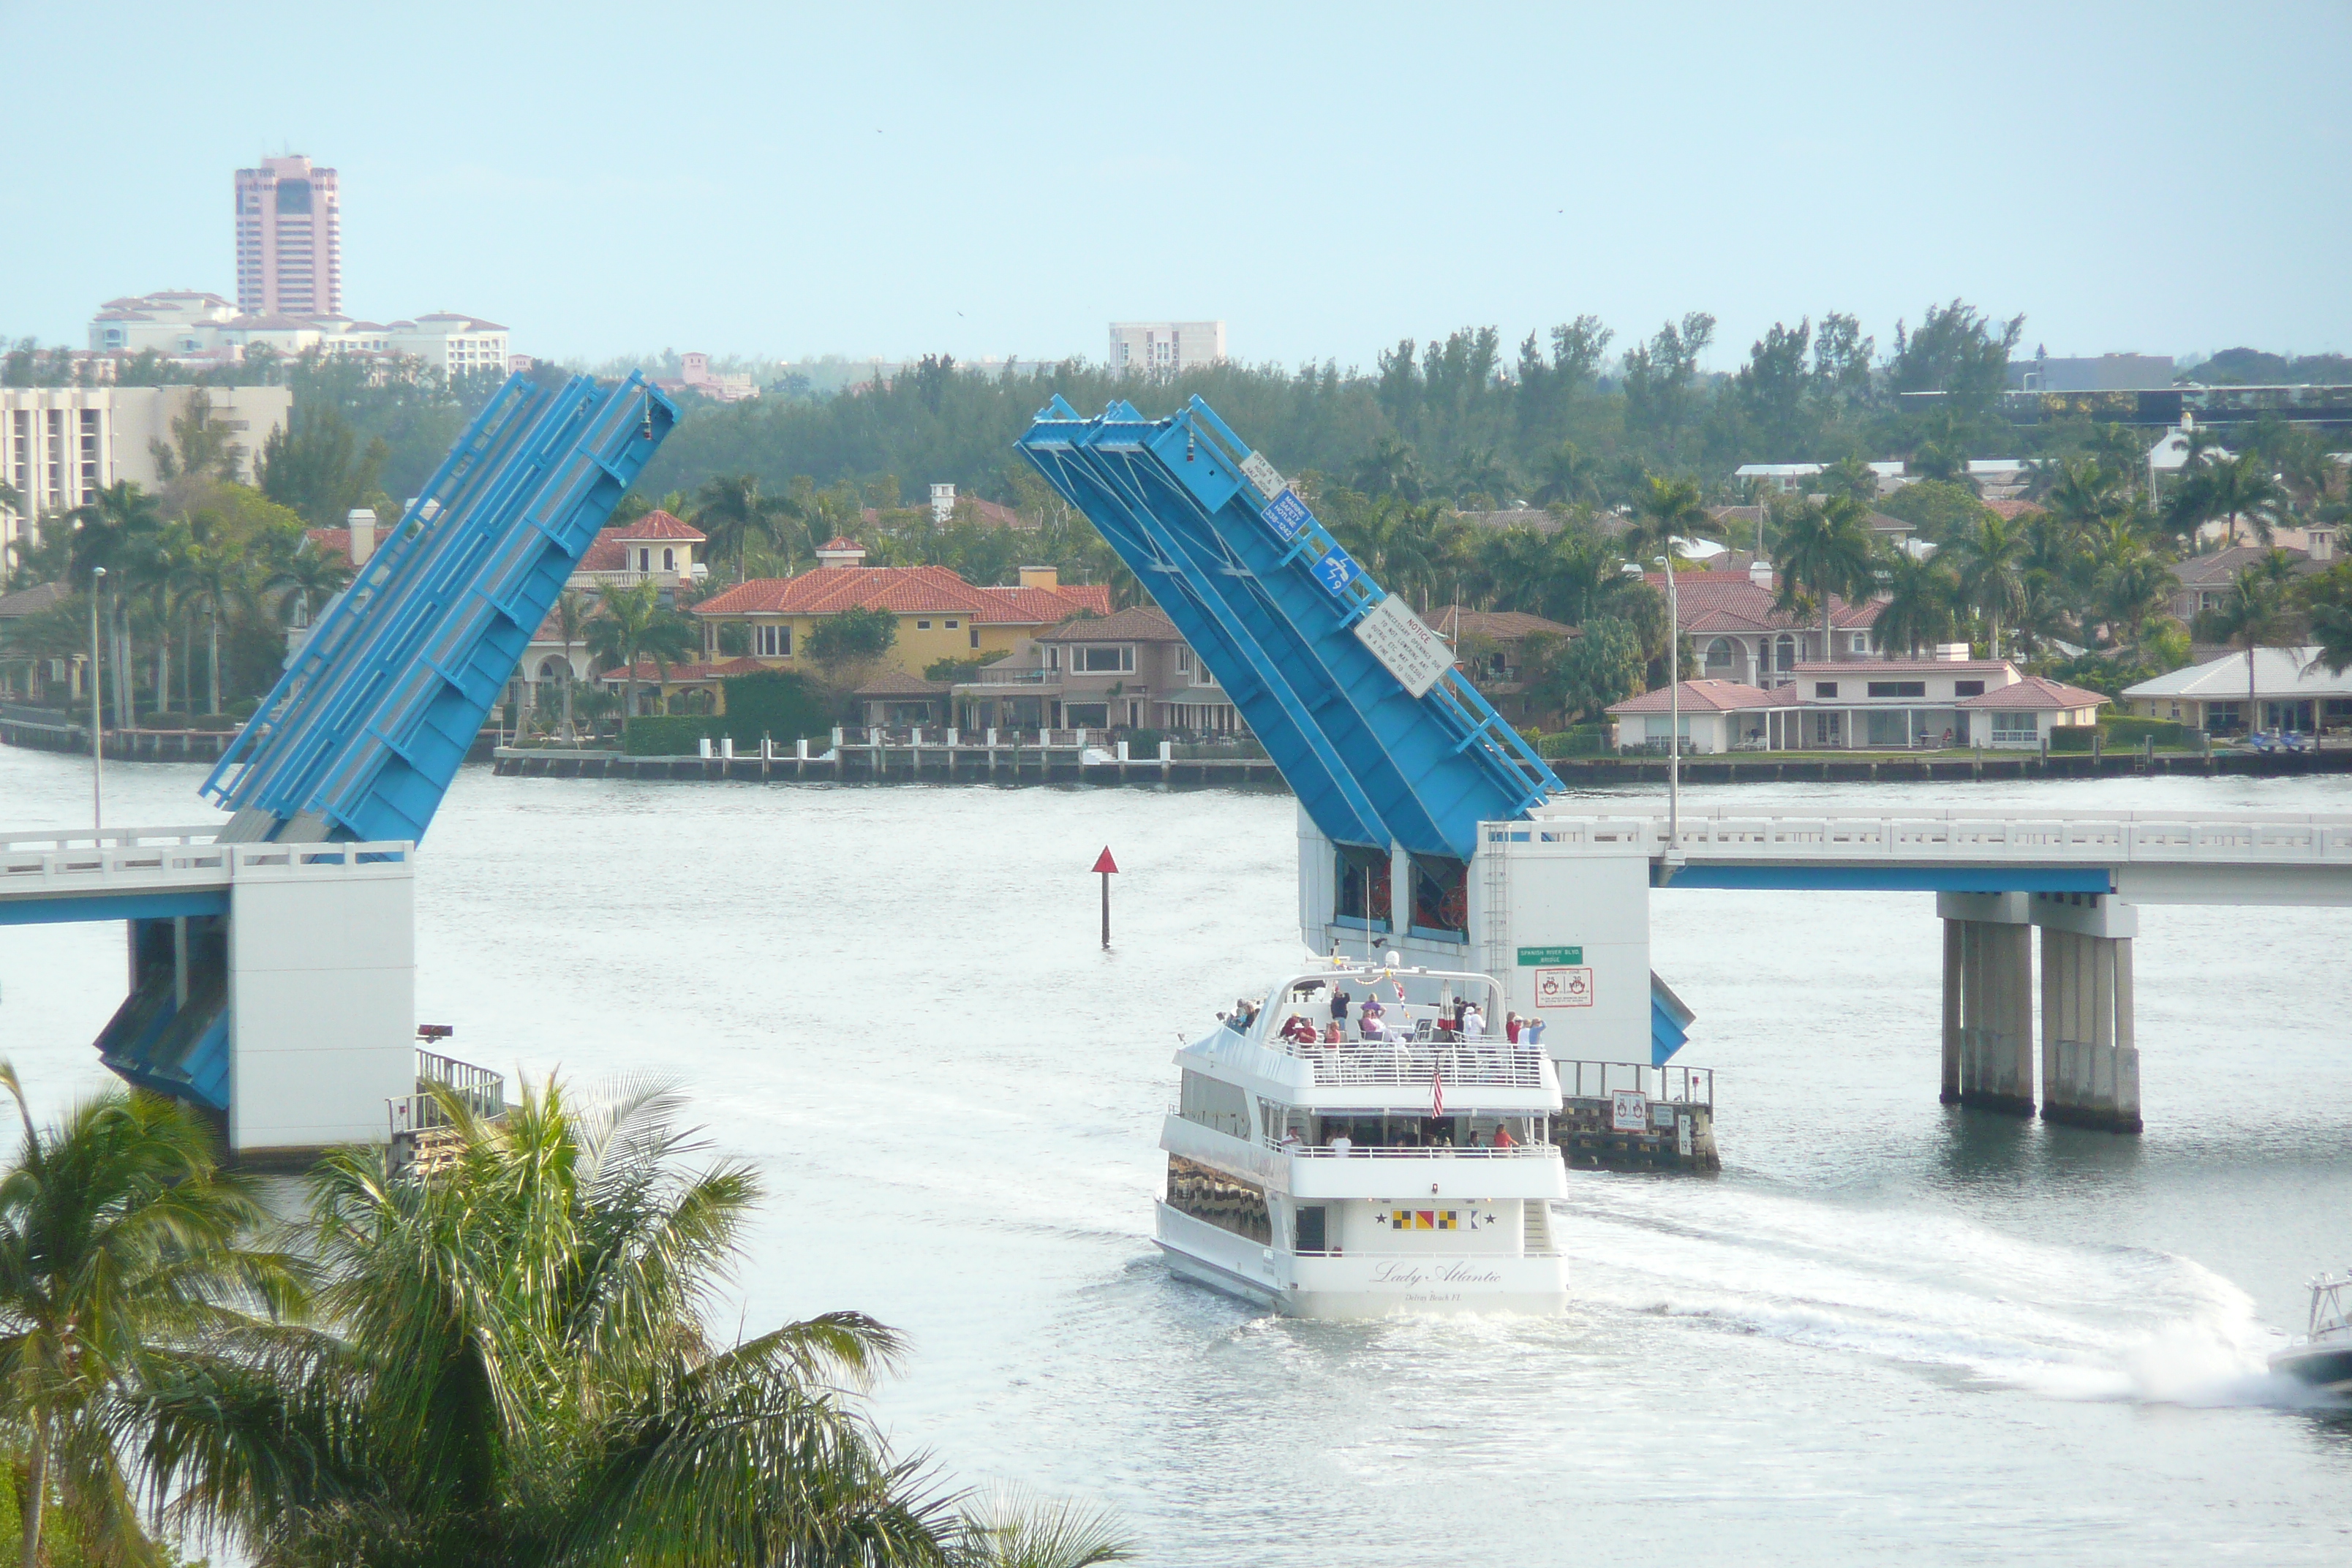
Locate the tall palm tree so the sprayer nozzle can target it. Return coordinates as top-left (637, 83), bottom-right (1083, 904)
top-left (267, 541), bottom-right (355, 635)
top-left (1624, 475), bottom-right (1710, 569)
top-left (0, 1063), bottom-right (296, 1568)
top-left (2207, 562), bottom-right (2295, 734)
top-left (1947, 513), bottom-right (2031, 657)
top-left (1529, 442), bottom-right (1596, 508)
top-left (140, 1077), bottom-right (1030, 1567)
top-left (1873, 549), bottom-right (1959, 658)
top-left (553, 587), bottom-right (592, 742)
top-left (1772, 494), bottom-right (1875, 662)
top-left (693, 473), bottom-right (791, 584)
top-left (585, 580), bottom-right (695, 735)
top-left (2166, 450), bottom-right (2286, 549)
top-left (181, 529), bottom-right (255, 716)
top-left (67, 482), bottom-right (165, 725)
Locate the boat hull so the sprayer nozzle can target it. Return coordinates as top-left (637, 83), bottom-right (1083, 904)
top-left (2269, 1341), bottom-right (2352, 1395)
top-left (1154, 1202), bottom-right (1569, 1319)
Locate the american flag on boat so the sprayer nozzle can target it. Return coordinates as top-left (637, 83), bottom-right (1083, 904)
top-left (1431, 1064), bottom-right (1444, 1117)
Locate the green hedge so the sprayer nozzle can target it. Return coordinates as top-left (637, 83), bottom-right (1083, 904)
top-left (1535, 725), bottom-right (1611, 758)
top-left (619, 671), bottom-right (837, 755)
top-left (622, 716), bottom-right (729, 755)
top-left (2102, 715), bottom-right (2195, 747)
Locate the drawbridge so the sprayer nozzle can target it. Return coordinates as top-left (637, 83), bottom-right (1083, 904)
top-left (14, 372), bottom-right (678, 1143)
top-left (1014, 395), bottom-right (1558, 864)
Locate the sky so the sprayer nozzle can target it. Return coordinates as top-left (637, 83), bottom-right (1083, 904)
top-left (3, 1), bottom-right (2347, 373)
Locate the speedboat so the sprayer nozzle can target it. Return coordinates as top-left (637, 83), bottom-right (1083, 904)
top-left (2271, 1268), bottom-right (2352, 1394)
top-left (1154, 957), bottom-right (1569, 1319)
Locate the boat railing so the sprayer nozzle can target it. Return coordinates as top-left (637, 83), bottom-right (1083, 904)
top-left (2310, 1271), bottom-right (2352, 1340)
top-left (1270, 1039), bottom-right (1552, 1090)
top-left (1556, 1060), bottom-right (1714, 1107)
top-left (1271, 1140), bottom-right (1554, 1159)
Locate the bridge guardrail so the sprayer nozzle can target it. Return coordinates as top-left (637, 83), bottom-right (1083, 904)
top-left (1510, 809), bottom-right (2352, 865)
top-left (0, 827), bottom-right (413, 898)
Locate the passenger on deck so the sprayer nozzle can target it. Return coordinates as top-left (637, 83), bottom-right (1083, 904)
top-left (1462, 1002), bottom-right (1487, 1039)
top-left (1506, 1011), bottom-right (1523, 1043)
top-left (1493, 1120), bottom-right (1518, 1148)
top-left (1330, 1132), bottom-right (1352, 1156)
top-left (1330, 989), bottom-right (1352, 1032)
top-left (1324, 1022), bottom-right (1344, 1044)
top-left (1358, 998), bottom-right (1388, 1041)
top-left (1281, 1014), bottom-right (1317, 1045)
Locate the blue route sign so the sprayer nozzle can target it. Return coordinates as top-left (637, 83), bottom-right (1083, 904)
top-left (1312, 547), bottom-right (1361, 596)
top-left (1262, 489), bottom-right (1314, 540)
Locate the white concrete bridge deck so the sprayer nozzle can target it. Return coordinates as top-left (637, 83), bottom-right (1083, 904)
top-left (1507, 806), bottom-right (2352, 905)
top-left (0, 826), bottom-right (413, 925)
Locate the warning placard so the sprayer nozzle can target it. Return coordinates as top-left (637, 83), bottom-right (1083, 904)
top-left (1533, 966), bottom-right (1594, 1009)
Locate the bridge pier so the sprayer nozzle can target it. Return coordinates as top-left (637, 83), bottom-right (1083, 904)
top-left (1944, 898), bottom-right (2037, 1116)
top-left (2032, 894), bottom-right (2141, 1134)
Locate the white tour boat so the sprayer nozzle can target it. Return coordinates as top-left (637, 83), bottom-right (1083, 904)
top-left (2270, 1267), bottom-right (2352, 1395)
top-left (1155, 957), bottom-right (1569, 1318)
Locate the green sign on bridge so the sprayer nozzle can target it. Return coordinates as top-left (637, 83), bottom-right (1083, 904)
top-left (1517, 946), bottom-right (1583, 967)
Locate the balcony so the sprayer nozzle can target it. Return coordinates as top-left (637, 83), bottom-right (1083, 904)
top-left (967, 667), bottom-right (1058, 685)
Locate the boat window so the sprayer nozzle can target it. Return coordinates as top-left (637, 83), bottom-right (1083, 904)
top-left (1409, 854), bottom-right (1469, 938)
top-left (1165, 1155), bottom-right (1270, 1245)
top-left (1294, 1205), bottom-right (1327, 1254)
top-left (1179, 1070), bottom-right (1251, 1139)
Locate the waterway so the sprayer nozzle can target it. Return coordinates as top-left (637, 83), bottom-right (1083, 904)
top-left (4, 749), bottom-right (2351, 1564)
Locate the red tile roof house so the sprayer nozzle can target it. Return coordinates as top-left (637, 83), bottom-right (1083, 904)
top-left (691, 540), bottom-right (1110, 683)
top-left (1428, 605), bottom-right (1580, 724)
top-left (1608, 679), bottom-right (1807, 753)
top-left (570, 510), bottom-right (707, 593)
top-left (1649, 565), bottom-right (1888, 687)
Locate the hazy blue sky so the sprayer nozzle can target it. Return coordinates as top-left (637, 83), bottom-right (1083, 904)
top-left (4, 1), bottom-right (2345, 372)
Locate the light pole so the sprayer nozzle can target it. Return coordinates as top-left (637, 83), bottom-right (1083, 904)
top-left (1625, 554), bottom-right (1682, 853)
top-left (89, 565), bottom-right (106, 832)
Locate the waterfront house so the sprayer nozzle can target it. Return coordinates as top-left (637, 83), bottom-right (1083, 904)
top-left (0, 581), bottom-right (74, 701)
top-left (1428, 606), bottom-right (1580, 725)
top-left (595, 655), bottom-right (767, 716)
top-left (854, 670), bottom-right (952, 728)
top-left (1794, 655), bottom-right (2104, 748)
top-left (2120, 647), bottom-right (2352, 736)
top-left (691, 540), bottom-right (1110, 682)
top-left (951, 603), bottom-right (1242, 735)
top-left (1652, 564), bottom-right (1886, 687)
top-left (571, 510), bottom-right (707, 595)
top-left (2168, 536), bottom-right (2332, 622)
top-left (1608, 680), bottom-right (1805, 753)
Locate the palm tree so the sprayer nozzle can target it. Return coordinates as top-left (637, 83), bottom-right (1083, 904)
top-left (67, 482), bottom-right (165, 725)
top-left (142, 1077), bottom-right (1025, 1567)
top-left (585, 580), bottom-right (696, 735)
top-left (0, 1063), bottom-right (295, 1568)
top-left (1350, 437), bottom-right (1425, 502)
top-left (553, 587), bottom-right (592, 742)
top-left (1772, 494), bottom-right (1875, 662)
top-left (1873, 549), bottom-right (1959, 658)
top-left (1947, 513), bottom-right (2031, 657)
top-left (2166, 451), bottom-right (2286, 548)
top-left (2091, 538), bottom-right (2178, 649)
top-left (693, 472), bottom-right (790, 584)
top-left (267, 540), bottom-right (355, 635)
top-left (1529, 442), bottom-right (1596, 508)
top-left (2207, 562), bottom-right (2295, 734)
top-left (1624, 475), bottom-right (1710, 569)
top-left (181, 528), bottom-right (255, 716)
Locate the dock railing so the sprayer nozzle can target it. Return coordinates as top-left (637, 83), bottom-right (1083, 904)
top-left (391, 1049), bottom-right (508, 1138)
top-left (1557, 1060), bottom-right (1714, 1107)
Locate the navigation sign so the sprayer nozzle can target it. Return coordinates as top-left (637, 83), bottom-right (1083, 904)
top-left (1240, 451), bottom-right (1286, 503)
top-left (1533, 966), bottom-right (1594, 1009)
top-left (1517, 946), bottom-right (1583, 967)
top-left (1261, 488), bottom-right (1313, 540)
top-left (1611, 1091), bottom-right (1649, 1133)
top-left (1311, 547), bottom-right (1361, 597)
top-left (1351, 593), bottom-right (1455, 698)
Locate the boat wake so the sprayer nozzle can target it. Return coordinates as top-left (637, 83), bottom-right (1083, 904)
top-left (1550, 1175), bottom-right (2341, 1409)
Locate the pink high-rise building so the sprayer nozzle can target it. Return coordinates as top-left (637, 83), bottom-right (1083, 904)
top-left (234, 155), bottom-right (341, 317)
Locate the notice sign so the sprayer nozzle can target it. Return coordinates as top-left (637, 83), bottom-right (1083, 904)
top-left (1518, 946), bottom-right (1583, 967)
top-left (1533, 966), bottom-right (1594, 1009)
top-left (1240, 451), bottom-right (1286, 503)
top-left (1611, 1091), bottom-right (1650, 1133)
top-left (1352, 592), bottom-right (1454, 698)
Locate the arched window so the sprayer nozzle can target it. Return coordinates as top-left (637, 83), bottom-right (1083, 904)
top-left (1775, 634), bottom-right (1795, 672)
top-left (538, 657), bottom-right (568, 681)
top-left (663, 547), bottom-right (676, 571)
top-left (637, 548), bottom-right (650, 571)
top-left (1705, 638), bottom-right (1733, 676)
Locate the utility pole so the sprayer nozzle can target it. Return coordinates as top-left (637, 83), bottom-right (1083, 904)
top-left (89, 566), bottom-right (106, 831)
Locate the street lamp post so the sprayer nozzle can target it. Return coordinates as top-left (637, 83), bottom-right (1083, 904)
top-left (1624, 554), bottom-right (1682, 854)
top-left (89, 565), bottom-right (106, 831)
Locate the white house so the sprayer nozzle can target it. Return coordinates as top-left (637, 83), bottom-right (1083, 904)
top-left (2121, 647), bottom-right (2352, 736)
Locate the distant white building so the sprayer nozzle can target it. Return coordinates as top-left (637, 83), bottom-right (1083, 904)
top-left (2121, 647), bottom-right (2352, 737)
top-left (0, 385), bottom-right (293, 564)
top-left (1109, 321), bottom-right (1226, 377)
top-left (1733, 461), bottom-right (1905, 496)
top-left (84, 293), bottom-right (507, 380)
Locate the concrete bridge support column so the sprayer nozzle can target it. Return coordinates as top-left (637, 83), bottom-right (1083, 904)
top-left (1940, 894), bottom-right (2035, 1117)
top-left (2030, 893), bottom-right (2141, 1134)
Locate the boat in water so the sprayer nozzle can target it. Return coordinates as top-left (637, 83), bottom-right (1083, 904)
top-left (1155, 957), bottom-right (1569, 1318)
top-left (2270, 1268), bottom-right (2352, 1395)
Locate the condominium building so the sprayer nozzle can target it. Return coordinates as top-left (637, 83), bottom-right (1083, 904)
top-left (1108, 321), bottom-right (1226, 377)
top-left (0, 386), bottom-right (293, 567)
top-left (235, 156), bottom-right (342, 317)
top-left (85, 294), bottom-right (507, 380)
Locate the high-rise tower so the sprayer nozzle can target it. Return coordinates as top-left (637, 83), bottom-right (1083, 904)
top-left (234, 155), bottom-right (342, 317)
